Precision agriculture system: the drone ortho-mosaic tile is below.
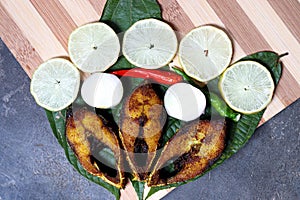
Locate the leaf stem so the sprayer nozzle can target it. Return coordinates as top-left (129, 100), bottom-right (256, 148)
top-left (279, 52), bottom-right (289, 58)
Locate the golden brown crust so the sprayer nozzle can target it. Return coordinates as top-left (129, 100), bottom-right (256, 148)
top-left (148, 120), bottom-right (226, 186)
top-left (66, 109), bottom-right (126, 188)
top-left (66, 84), bottom-right (226, 186)
top-left (119, 84), bottom-right (166, 181)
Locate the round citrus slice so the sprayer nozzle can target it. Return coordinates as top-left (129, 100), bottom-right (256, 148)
top-left (178, 25), bottom-right (233, 82)
top-left (122, 18), bottom-right (178, 69)
top-left (219, 60), bottom-right (275, 114)
top-left (30, 58), bottom-right (80, 111)
top-left (68, 22), bottom-right (120, 73)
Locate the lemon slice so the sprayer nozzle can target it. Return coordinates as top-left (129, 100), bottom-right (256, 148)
top-left (178, 25), bottom-right (233, 82)
top-left (122, 18), bottom-right (178, 69)
top-left (30, 58), bottom-right (80, 111)
top-left (219, 61), bottom-right (275, 114)
top-left (68, 22), bottom-right (120, 73)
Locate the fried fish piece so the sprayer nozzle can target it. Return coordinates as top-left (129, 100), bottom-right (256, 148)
top-left (66, 109), bottom-right (126, 188)
top-left (119, 84), bottom-right (166, 181)
top-left (148, 120), bottom-right (226, 186)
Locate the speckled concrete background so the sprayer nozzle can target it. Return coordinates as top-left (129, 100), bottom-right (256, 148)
top-left (0, 39), bottom-right (299, 200)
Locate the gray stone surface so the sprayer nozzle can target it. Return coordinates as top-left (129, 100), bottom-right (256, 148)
top-left (0, 39), bottom-right (299, 200)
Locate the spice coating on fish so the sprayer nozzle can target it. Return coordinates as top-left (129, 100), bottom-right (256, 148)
top-left (148, 120), bottom-right (226, 186)
top-left (66, 109), bottom-right (126, 188)
top-left (119, 84), bottom-right (166, 181)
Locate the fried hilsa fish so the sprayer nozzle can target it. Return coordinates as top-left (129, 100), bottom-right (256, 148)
top-left (66, 109), bottom-right (126, 188)
top-left (119, 84), bottom-right (166, 181)
top-left (148, 120), bottom-right (226, 186)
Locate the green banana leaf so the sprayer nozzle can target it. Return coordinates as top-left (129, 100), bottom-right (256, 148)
top-left (159, 117), bottom-right (183, 148)
top-left (146, 51), bottom-right (284, 199)
top-left (131, 180), bottom-right (146, 200)
top-left (45, 0), bottom-right (162, 199)
top-left (44, 0), bottom-right (286, 199)
top-left (100, 0), bottom-right (161, 33)
top-left (240, 51), bottom-right (286, 84)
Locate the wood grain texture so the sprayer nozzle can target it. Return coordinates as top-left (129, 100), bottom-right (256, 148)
top-left (176, 0), bottom-right (245, 61)
top-left (208, 0), bottom-right (271, 52)
top-left (30, 0), bottom-right (76, 50)
top-left (1, 0), bottom-right (67, 60)
top-left (0, 3), bottom-right (42, 77)
top-left (0, 0), bottom-right (299, 199)
top-left (268, 0), bottom-right (300, 44)
top-left (158, 0), bottom-right (194, 33)
top-left (58, 0), bottom-right (100, 26)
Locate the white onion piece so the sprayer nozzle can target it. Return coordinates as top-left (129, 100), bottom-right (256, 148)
top-left (164, 83), bottom-right (206, 121)
top-left (81, 73), bottom-right (123, 108)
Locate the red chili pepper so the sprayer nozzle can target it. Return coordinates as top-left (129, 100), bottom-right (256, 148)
top-left (110, 68), bottom-right (183, 85)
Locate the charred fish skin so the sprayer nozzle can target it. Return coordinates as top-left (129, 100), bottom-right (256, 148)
top-left (148, 120), bottom-right (226, 186)
top-left (119, 84), bottom-right (166, 181)
top-left (66, 108), bottom-right (126, 188)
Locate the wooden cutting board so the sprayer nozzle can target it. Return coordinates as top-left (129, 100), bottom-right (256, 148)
top-left (0, 0), bottom-right (299, 199)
